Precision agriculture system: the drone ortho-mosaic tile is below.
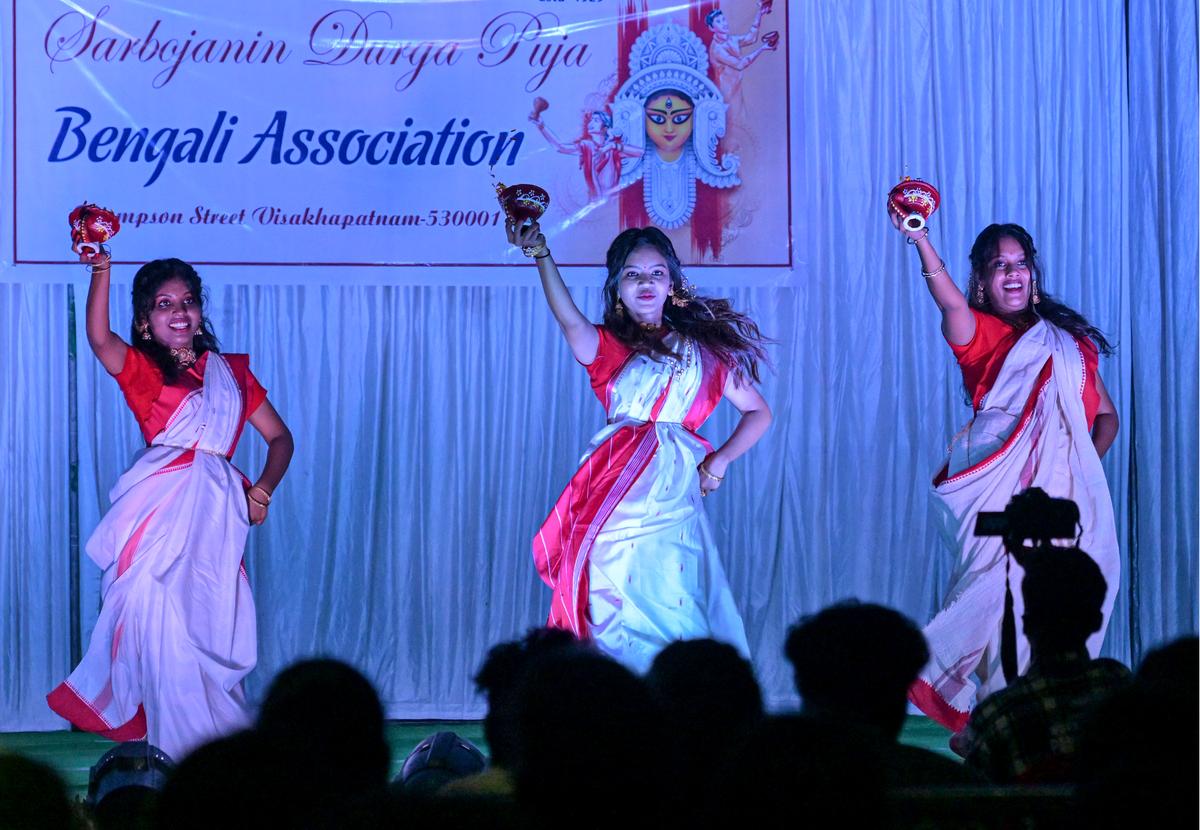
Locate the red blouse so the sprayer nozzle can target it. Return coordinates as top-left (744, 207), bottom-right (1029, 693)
top-left (583, 325), bottom-right (728, 431)
top-left (114, 347), bottom-right (268, 449)
top-left (948, 310), bottom-right (1100, 429)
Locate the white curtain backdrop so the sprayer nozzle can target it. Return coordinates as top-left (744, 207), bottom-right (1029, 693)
top-left (2, 0), bottom-right (1196, 728)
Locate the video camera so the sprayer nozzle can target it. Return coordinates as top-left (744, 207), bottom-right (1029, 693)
top-left (974, 487), bottom-right (1080, 556)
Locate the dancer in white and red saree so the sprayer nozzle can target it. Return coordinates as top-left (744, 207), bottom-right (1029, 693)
top-left (506, 222), bottom-right (772, 673)
top-left (890, 215), bottom-right (1120, 735)
top-left (48, 252), bottom-right (293, 760)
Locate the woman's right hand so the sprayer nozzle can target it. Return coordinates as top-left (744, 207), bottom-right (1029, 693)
top-left (506, 219), bottom-right (546, 252)
top-left (887, 201), bottom-right (928, 244)
top-left (78, 245), bottom-right (111, 271)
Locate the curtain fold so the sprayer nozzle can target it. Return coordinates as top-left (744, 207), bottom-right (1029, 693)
top-left (0, 285), bottom-right (74, 730)
top-left (1126, 0), bottom-right (1199, 660)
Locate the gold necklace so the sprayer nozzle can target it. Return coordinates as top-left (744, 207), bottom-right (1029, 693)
top-left (170, 346), bottom-right (197, 368)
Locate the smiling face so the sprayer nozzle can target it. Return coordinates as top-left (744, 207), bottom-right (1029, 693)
top-left (142, 277), bottom-right (202, 349)
top-left (982, 236), bottom-right (1033, 315)
top-left (617, 245), bottom-right (672, 325)
top-left (644, 92), bottom-right (694, 162)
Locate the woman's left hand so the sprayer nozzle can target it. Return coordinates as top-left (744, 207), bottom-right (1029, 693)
top-left (698, 453), bottom-right (729, 497)
top-left (247, 495), bottom-right (268, 526)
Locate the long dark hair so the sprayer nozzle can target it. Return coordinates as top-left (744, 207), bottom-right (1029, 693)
top-left (967, 223), bottom-right (1113, 355)
top-left (130, 258), bottom-right (220, 380)
top-left (600, 228), bottom-right (769, 384)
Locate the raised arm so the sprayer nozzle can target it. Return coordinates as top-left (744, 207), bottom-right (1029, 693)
top-left (82, 247), bottom-right (129, 375)
top-left (530, 115), bottom-right (578, 156)
top-left (888, 205), bottom-right (975, 345)
top-left (733, 2), bottom-right (768, 42)
top-left (698, 376), bottom-right (772, 496)
top-left (244, 398), bottom-right (294, 526)
top-left (710, 39), bottom-right (774, 72)
top-left (507, 220), bottom-right (599, 364)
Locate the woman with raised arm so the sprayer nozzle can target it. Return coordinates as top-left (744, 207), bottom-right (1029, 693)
top-left (506, 220), bottom-right (771, 673)
top-left (889, 206), bottom-right (1120, 739)
top-left (48, 245), bottom-right (293, 760)
top-left (529, 108), bottom-right (641, 202)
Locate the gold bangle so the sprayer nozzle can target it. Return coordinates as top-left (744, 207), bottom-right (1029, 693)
top-left (249, 485), bottom-right (272, 505)
top-left (522, 243), bottom-right (549, 258)
top-left (248, 495), bottom-right (270, 508)
top-left (921, 260), bottom-right (947, 279)
top-left (698, 464), bottom-right (724, 483)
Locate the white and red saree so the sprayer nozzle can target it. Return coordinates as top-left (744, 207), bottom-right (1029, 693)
top-left (48, 353), bottom-right (257, 760)
top-left (534, 327), bottom-right (749, 673)
top-left (909, 321), bottom-right (1120, 731)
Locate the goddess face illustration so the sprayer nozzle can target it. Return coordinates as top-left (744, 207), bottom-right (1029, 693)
top-left (611, 24), bottom-right (740, 229)
top-left (643, 91), bottom-right (695, 163)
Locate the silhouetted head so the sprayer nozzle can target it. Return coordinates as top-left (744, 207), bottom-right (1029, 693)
top-left (646, 639), bottom-right (765, 820)
top-left (257, 658), bottom-right (390, 800)
top-left (1136, 635), bottom-right (1198, 690)
top-left (647, 638), bottom-right (763, 737)
top-left (1021, 546), bottom-right (1107, 655)
top-left (513, 649), bottom-right (666, 826)
top-left (473, 627), bottom-right (581, 770)
top-left (159, 730), bottom-right (291, 829)
top-left (784, 601), bottom-right (929, 740)
top-left (1077, 638), bottom-right (1198, 828)
top-left (0, 754), bottom-right (72, 830)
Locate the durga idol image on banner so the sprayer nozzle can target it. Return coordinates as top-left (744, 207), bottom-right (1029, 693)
top-left (527, 0), bottom-right (786, 266)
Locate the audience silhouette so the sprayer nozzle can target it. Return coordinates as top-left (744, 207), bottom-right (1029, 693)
top-left (646, 638), bottom-right (765, 821)
top-left (959, 547), bottom-right (1130, 783)
top-left (785, 601), bottom-right (981, 787)
top-left (7, 605), bottom-right (1192, 828)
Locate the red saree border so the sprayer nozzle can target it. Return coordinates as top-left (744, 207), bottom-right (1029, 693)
top-left (908, 678), bottom-right (969, 733)
top-left (534, 423), bottom-right (660, 638)
top-left (47, 681), bottom-right (147, 742)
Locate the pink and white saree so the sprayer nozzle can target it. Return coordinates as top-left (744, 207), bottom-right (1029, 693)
top-left (48, 353), bottom-right (257, 760)
top-left (534, 330), bottom-right (750, 674)
top-left (909, 321), bottom-right (1120, 732)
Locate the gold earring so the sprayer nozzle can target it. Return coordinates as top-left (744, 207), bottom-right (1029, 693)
top-left (974, 279), bottom-right (985, 305)
top-left (139, 324), bottom-right (151, 340)
top-left (1031, 278), bottom-right (1040, 305)
top-left (615, 299), bottom-right (626, 318)
top-left (197, 324), bottom-right (204, 335)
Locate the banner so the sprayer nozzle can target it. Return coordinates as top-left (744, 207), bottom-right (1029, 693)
top-left (10, 0), bottom-right (792, 270)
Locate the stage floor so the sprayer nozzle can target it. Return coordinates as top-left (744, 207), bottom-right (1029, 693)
top-left (1, 716), bottom-right (954, 798)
